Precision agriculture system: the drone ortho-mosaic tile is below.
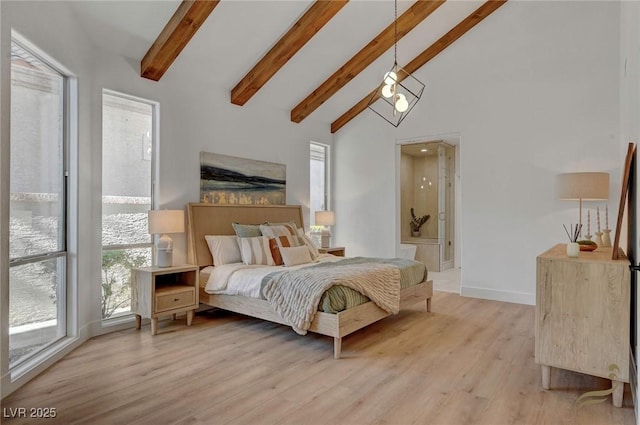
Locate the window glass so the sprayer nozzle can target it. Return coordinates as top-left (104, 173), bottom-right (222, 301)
top-left (102, 94), bottom-right (152, 246)
top-left (101, 92), bottom-right (154, 320)
top-left (310, 142), bottom-right (328, 225)
top-left (10, 42), bottom-right (64, 259)
top-left (9, 257), bottom-right (65, 364)
top-left (9, 38), bottom-right (68, 368)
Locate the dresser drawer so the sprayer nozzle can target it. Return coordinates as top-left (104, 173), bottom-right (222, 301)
top-left (155, 287), bottom-right (196, 313)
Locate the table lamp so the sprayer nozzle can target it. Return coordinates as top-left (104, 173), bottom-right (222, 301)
top-left (557, 172), bottom-right (609, 238)
top-left (315, 211), bottom-right (335, 248)
top-left (148, 209), bottom-right (185, 267)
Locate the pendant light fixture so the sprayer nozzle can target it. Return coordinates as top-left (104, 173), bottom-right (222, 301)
top-left (367, 0), bottom-right (425, 127)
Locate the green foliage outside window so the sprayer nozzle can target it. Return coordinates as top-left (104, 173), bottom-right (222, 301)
top-left (101, 249), bottom-right (148, 319)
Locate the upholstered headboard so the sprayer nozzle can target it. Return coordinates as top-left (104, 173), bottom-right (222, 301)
top-left (186, 203), bottom-right (304, 267)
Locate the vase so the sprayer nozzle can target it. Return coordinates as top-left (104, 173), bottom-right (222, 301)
top-left (566, 242), bottom-right (579, 258)
top-left (411, 230), bottom-right (421, 238)
top-left (602, 229), bottom-right (612, 247)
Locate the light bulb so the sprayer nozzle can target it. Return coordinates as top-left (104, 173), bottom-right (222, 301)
top-left (395, 93), bottom-right (409, 112)
top-left (381, 84), bottom-right (394, 98)
top-left (384, 71), bottom-right (397, 85)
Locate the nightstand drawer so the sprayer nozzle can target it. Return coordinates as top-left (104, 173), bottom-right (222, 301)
top-left (156, 287), bottom-right (195, 313)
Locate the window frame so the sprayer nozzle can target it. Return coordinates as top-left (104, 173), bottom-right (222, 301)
top-left (7, 31), bottom-right (75, 373)
top-left (310, 141), bottom-right (330, 225)
top-left (100, 89), bottom-right (158, 323)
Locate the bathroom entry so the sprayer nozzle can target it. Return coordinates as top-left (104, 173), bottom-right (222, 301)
top-left (399, 140), bottom-right (456, 272)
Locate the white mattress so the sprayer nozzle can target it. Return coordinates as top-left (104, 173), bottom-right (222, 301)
top-left (200, 254), bottom-right (340, 299)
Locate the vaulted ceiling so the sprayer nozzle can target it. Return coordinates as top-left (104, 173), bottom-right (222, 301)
top-left (69, 0), bottom-right (507, 133)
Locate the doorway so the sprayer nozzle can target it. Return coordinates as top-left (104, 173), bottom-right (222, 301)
top-left (397, 136), bottom-right (460, 285)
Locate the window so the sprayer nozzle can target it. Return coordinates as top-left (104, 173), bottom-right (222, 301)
top-left (9, 37), bottom-right (69, 368)
top-left (310, 142), bottom-right (329, 225)
top-left (101, 91), bottom-right (156, 320)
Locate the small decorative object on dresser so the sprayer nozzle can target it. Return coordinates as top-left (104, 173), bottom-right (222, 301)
top-left (131, 265), bottom-right (199, 335)
top-left (410, 208), bottom-right (429, 237)
top-left (562, 224), bottom-right (581, 257)
top-left (594, 206), bottom-right (604, 247)
top-left (602, 204), bottom-right (612, 247)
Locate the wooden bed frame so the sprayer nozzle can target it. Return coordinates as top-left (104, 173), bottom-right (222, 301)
top-left (186, 203), bottom-right (433, 358)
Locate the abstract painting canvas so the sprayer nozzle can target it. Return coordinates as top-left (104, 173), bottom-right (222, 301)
top-left (200, 152), bottom-right (286, 205)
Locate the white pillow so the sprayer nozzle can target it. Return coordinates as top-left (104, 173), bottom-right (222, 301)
top-left (238, 236), bottom-right (275, 266)
top-left (204, 235), bottom-right (241, 266)
top-left (280, 246), bottom-right (313, 267)
top-left (297, 228), bottom-right (319, 261)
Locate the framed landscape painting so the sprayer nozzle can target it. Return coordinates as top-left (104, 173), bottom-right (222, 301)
top-left (200, 152), bottom-right (286, 205)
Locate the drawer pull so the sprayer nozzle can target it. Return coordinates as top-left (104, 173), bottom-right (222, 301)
top-left (174, 298), bottom-right (179, 301)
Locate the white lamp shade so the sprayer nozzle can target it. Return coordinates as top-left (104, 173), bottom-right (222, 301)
top-left (557, 172), bottom-right (609, 200)
top-left (315, 211), bottom-right (335, 226)
top-left (148, 210), bottom-right (185, 234)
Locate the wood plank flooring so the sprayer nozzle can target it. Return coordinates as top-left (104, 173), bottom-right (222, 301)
top-left (1, 292), bottom-right (635, 424)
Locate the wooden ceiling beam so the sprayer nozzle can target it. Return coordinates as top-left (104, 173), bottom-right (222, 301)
top-left (331, 0), bottom-right (508, 134)
top-left (291, 0), bottom-right (446, 124)
top-left (141, 0), bottom-right (220, 81)
top-left (231, 0), bottom-right (349, 106)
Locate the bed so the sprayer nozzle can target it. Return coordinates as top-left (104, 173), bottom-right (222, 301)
top-left (187, 203), bottom-right (433, 358)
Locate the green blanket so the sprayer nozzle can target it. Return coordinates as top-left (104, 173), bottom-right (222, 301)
top-left (261, 257), bottom-right (427, 314)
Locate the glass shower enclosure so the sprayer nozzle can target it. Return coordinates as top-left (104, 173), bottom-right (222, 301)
top-left (399, 141), bottom-right (455, 271)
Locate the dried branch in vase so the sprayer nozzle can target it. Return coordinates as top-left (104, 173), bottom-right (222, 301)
top-left (410, 208), bottom-right (430, 232)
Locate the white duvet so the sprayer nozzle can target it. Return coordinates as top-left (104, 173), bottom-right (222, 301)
top-left (203, 254), bottom-right (341, 299)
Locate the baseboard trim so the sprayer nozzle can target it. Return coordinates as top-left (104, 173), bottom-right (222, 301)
top-left (1, 322), bottom-right (91, 399)
top-left (2, 336), bottom-right (86, 399)
top-left (460, 285), bottom-right (535, 305)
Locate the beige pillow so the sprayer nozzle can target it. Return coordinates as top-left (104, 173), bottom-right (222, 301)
top-left (238, 236), bottom-right (275, 266)
top-left (280, 246), bottom-right (312, 267)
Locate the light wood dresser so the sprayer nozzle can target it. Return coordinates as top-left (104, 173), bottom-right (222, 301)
top-left (535, 244), bottom-right (630, 407)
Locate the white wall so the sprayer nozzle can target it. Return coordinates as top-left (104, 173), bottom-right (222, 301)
top-left (621, 2), bottom-right (640, 146)
top-left (334, 1), bottom-right (621, 305)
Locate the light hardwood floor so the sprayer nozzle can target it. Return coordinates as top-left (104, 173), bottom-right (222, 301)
top-left (2, 292), bottom-right (635, 425)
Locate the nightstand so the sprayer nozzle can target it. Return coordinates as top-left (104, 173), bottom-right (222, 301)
top-left (131, 265), bottom-right (199, 335)
top-left (318, 246), bottom-right (345, 257)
